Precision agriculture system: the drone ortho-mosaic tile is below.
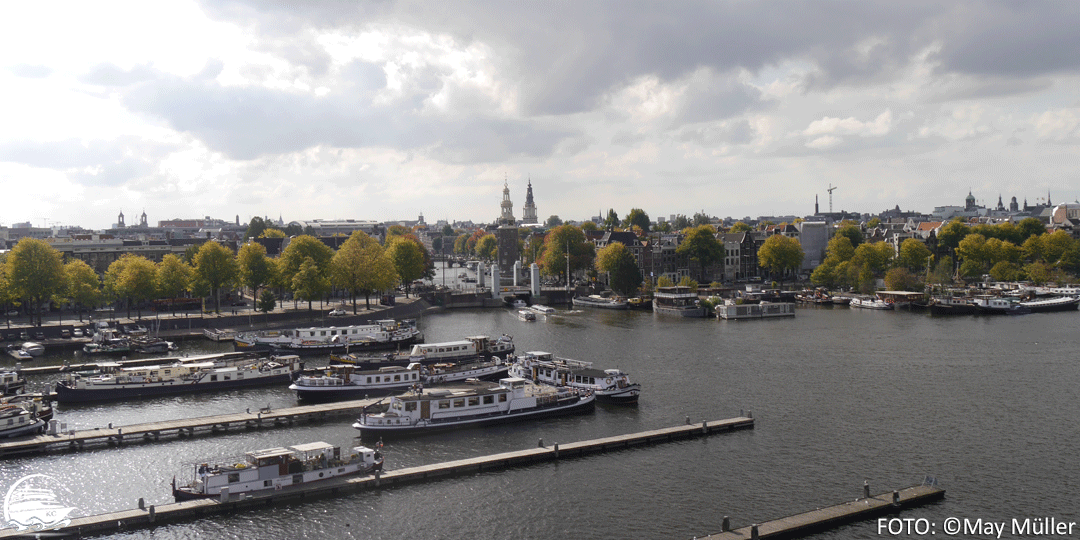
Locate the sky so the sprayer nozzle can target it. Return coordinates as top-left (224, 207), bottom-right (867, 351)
top-left (2, 1), bottom-right (1080, 231)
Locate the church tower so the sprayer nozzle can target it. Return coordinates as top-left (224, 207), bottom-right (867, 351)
top-left (140, 209), bottom-right (148, 227)
top-left (499, 180), bottom-right (515, 225)
top-left (496, 179), bottom-right (519, 278)
top-left (522, 178), bottom-right (538, 224)
top-left (117, 210), bottom-right (126, 228)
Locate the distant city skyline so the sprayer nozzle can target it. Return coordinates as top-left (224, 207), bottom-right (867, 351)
top-left (3, 2), bottom-right (1080, 230)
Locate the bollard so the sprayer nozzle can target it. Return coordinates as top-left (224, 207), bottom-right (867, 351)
top-left (108, 423), bottom-right (113, 429)
top-left (685, 416), bottom-right (691, 425)
top-left (701, 420), bottom-right (708, 434)
top-left (148, 505), bottom-right (155, 522)
top-left (554, 443), bottom-right (559, 458)
top-left (538, 438), bottom-right (544, 448)
top-left (863, 480), bottom-right (870, 499)
top-left (892, 490), bottom-right (899, 505)
top-left (138, 498), bottom-right (145, 510)
top-left (722, 516), bottom-right (730, 532)
top-left (374, 469), bottom-right (381, 487)
top-left (220, 487), bottom-right (230, 503)
top-left (747, 410), bottom-right (752, 418)
top-left (751, 524), bottom-right (759, 539)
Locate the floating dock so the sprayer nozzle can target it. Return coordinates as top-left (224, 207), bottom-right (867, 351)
top-left (0, 398), bottom-right (379, 458)
top-left (701, 483), bottom-right (945, 539)
top-left (0, 416), bottom-right (754, 538)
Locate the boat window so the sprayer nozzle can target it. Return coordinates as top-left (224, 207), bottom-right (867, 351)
top-left (366, 377), bottom-right (372, 384)
top-left (483, 395), bottom-right (494, 404)
top-left (210, 375), bottom-right (218, 382)
top-left (394, 375), bottom-right (401, 382)
top-left (331, 330), bottom-right (337, 336)
top-left (468, 397), bottom-right (479, 406)
top-left (228, 473), bottom-right (240, 483)
top-left (374, 376), bottom-right (380, 383)
top-left (438, 400), bottom-right (450, 409)
top-left (453, 398), bottom-right (465, 408)
top-left (405, 402), bottom-right (417, 411)
top-left (411, 374), bottom-right (417, 380)
top-left (264, 480), bottom-right (272, 487)
top-left (293, 474), bottom-right (303, 484)
top-left (498, 394), bottom-right (507, 402)
top-left (320, 331), bottom-right (326, 336)
top-left (6, 419), bottom-right (12, 426)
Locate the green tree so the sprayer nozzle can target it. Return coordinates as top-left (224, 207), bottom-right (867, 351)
top-left (989, 261), bottom-right (1022, 282)
top-left (278, 235), bottom-right (335, 304)
top-left (65, 259), bottom-right (102, 322)
top-left (896, 238), bottom-right (933, 272)
top-left (1017, 217), bottom-right (1047, 241)
top-left (193, 241), bottom-right (239, 313)
top-left (238, 242), bottom-right (275, 302)
top-left (580, 221), bottom-right (599, 232)
top-left (676, 225), bottom-right (723, 282)
top-left (260, 228), bottom-right (287, 238)
top-left (956, 233), bottom-right (990, 277)
top-left (386, 236), bottom-right (427, 297)
top-left (331, 231), bottom-right (398, 311)
top-left (594, 242), bottom-right (642, 296)
top-left (538, 225), bottom-right (595, 284)
top-left (156, 254), bottom-right (193, 316)
top-left (850, 241), bottom-right (894, 276)
top-left (244, 216), bottom-right (269, 239)
top-left (866, 217), bottom-right (882, 228)
top-left (656, 275), bottom-right (675, 288)
top-left (653, 221), bottom-right (672, 233)
top-left (386, 224), bottom-right (409, 237)
top-left (545, 215), bottom-right (563, 228)
top-left (292, 257), bottom-right (329, 311)
top-left (825, 235), bottom-right (856, 263)
top-left (603, 209), bottom-right (620, 229)
top-left (730, 221), bottom-right (751, 233)
top-left (476, 234), bottom-right (498, 260)
top-left (257, 289), bottom-right (277, 314)
top-left (441, 224), bottom-right (455, 237)
top-left (454, 233), bottom-right (470, 255)
top-left (671, 215), bottom-right (691, 230)
top-left (835, 222), bottom-right (863, 248)
top-left (7, 238), bottom-right (65, 327)
top-left (883, 267), bottom-right (922, 291)
top-left (692, 212), bottom-right (712, 226)
top-left (677, 276), bottom-right (699, 291)
top-left (122, 255), bottom-right (158, 319)
top-left (623, 208), bottom-right (650, 232)
top-left (757, 234), bottom-right (805, 286)
top-left (936, 219), bottom-right (971, 254)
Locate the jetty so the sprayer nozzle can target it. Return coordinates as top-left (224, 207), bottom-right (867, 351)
top-left (0, 398), bottom-right (380, 458)
top-left (0, 416), bottom-right (754, 537)
top-left (701, 482), bottom-right (945, 539)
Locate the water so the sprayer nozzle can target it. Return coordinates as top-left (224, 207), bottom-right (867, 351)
top-left (3, 306), bottom-right (1079, 539)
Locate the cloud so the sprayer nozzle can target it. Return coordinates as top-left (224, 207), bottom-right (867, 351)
top-left (804, 110), bottom-right (893, 137)
top-left (79, 63), bottom-right (159, 87)
top-left (8, 64), bottom-right (52, 78)
top-left (0, 137), bottom-right (178, 187)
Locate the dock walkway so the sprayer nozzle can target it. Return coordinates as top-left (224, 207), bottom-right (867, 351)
top-left (0, 416), bottom-right (754, 538)
top-left (0, 398), bottom-right (379, 457)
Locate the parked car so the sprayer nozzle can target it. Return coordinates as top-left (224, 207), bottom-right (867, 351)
top-left (61, 329), bottom-right (71, 338)
top-left (328, 309), bottom-right (347, 317)
top-left (19, 331), bottom-right (29, 340)
top-left (5, 310), bottom-right (18, 317)
top-left (72, 328), bottom-right (84, 338)
top-left (231, 300), bottom-right (247, 306)
top-left (34, 331), bottom-right (45, 340)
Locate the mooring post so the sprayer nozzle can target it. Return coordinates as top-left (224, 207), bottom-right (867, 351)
top-left (685, 416), bottom-right (691, 425)
top-left (138, 498), bottom-right (145, 510)
top-left (554, 443), bottom-right (559, 458)
top-left (863, 480), bottom-right (870, 499)
top-left (701, 420), bottom-right (708, 434)
top-left (148, 505), bottom-right (155, 522)
top-left (722, 516), bottom-right (730, 532)
top-left (538, 438), bottom-right (544, 448)
top-left (751, 524), bottom-right (759, 539)
top-left (893, 490), bottom-right (900, 505)
top-left (374, 469), bottom-right (381, 487)
top-left (220, 487), bottom-right (230, 503)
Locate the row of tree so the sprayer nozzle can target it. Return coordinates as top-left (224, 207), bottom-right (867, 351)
top-left (0, 230), bottom-right (433, 327)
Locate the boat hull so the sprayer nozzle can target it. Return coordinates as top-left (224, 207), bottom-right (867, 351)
top-left (53, 372), bottom-right (297, 404)
top-left (353, 394), bottom-right (595, 437)
top-left (1020, 297), bottom-right (1080, 313)
top-left (653, 306), bottom-right (706, 317)
top-left (596, 385), bottom-right (640, 404)
top-left (0, 419), bottom-right (44, 438)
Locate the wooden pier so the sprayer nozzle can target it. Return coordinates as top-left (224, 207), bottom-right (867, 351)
top-left (0, 416), bottom-right (754, 538)
top-left (0, 398), bottom-right (380, 458)
top-left (702, 483), bottom-right (945, 539)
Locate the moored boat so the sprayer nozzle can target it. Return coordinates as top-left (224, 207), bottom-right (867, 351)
top-left (652, 286), bottom-right (705, 317)
top-left (234, 319), bottom-right (422, 356)
top-left (508, 351), bottom-right (640, 404)
top-left (54, 354), bottom-right (303, 403)
top-left (0, 370), bottom-right (27, 397)
top-left (849, 297), bottom-right (893, 310)
top-left (172, 441), bottom-right (383, 501)
top-left (130, 336), bottom-right (177, 354)
top-left (928, 296), bottom-right (976, 315)
top-left (289, 359), bottom-right (508, 402)
top-left (973, 295), bottom-right (1027, 315)
top-left (1019, 295), bottom-right (1080, 313)
top-left (528, 304), bottom-right (556, 315)
top-left (0, 405), bottom-right (44, 438)
top-left (333, 334), bottom-right (515, 369)
top-left (352, 378), bottom-right (595, 436)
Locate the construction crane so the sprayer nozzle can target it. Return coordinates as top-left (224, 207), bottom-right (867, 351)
top-left (827, 184), bottom-right (837, 213)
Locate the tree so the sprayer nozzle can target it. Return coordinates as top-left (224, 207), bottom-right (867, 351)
top-left (545, 215), bottom-right (563, 228)
top-left (757, 234), bottom-right (804, 286)
top-left (730, 221), bottom-right (751, 233)
top-left (595, 242), bottom-right (642, 296)
top-left (676, 225), bottom-right (724, 282)
top-left (677, 276), bottom-right (699, 292)
top-left (580, 221), bottom-right (599, 232)
top-left (656, 275), bottom-right (675, 288)
top-left (193, 241), bottom-right (239, 313)
top-left (278, 235), bottom-right (335, 304)
top-left (883, 268), bottom-right (922, 291)
top-left (835, 222), bottom-right (863, 248)
top-left (257, 289), bottom-right (277, 314)
top-left (692, 212), bottom-right (711, 226)
top-left (331, 231), bottom-right (397, 311)
top-left (7, 238), bottom-right (65, 327)
top-left (989, 261), bottom-right (1022, 282)
top-left (65, 259), bottom-right (102, 322)
top-left (292, 257), bottom-right (329, 311)
top-left (238, 242), bottom-right (274, 302)
top-left (825, 235), bottom-right (856, 263)
top-left (1017, 217), bottom-right (1047, 241)
top-left (603, 209), bottom-right (620, 229)
top-left (866, 217), bottom-right (882, 228)
top-left (896, 238), bottom-right (933, 273)
top-left (623, 208), bottom-right (650, 232)
top-left (260, 228), bottom-right (287, 238)
top-left (441, 224), bottom-right (455, 237)
top-left (386, 224), bottom-right (409, 237)
top-left (671, 215), bottom-right (691, 230)
top-left (386, 236), bottom-right (427, 297)
top-left (936, 219), bottom-right (970, 253)
top-left (121, 255), bottom-right (158, 319)
top-left (454, 233), bottom-right (470, 255)
top-left (476, 234), bottom-right (498, 260)
top-left (538, 225), bottom-right (595, 284)
top-left (244, 216), bottom-right (268, 240)
top-left (156, 254), bottom-right (193, 316)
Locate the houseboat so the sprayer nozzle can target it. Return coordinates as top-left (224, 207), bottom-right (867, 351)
top-left (715, 301), bottom-right (796, 320)
top-left (1019, 295), bottom-right (1080, 313)
top-left (507, 351), bottom-right (640, 404)
top-left (0, 405), bottom-right (45, 438)
top-left (352, 378), bottom-right (595, 436)
top-left (652, 286), bottom-right (705, 317)
top-left (233, 319), bottom-right (422, 356)
top-left (973, 295), bottom-right (1028, 315)
top-left (54, 354), bottom-right (302, 403)
top-left (572, 295), bottom-right (628, 310)
top-left (928, 296), bottom-right (977, 315)
top-left (333, 335), bottom-right (515, 369)
top-left (289, 360), bottom-right (508, 401)
top-left (172, 441), bottom-right (383, 501)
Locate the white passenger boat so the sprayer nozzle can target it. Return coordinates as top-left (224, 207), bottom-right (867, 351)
top-left (652, 286), bottom-right (705, 317)
top-left (334, 334), bottom-right (515, 369)
top-left (572, 295), bottom-right (629, 310)
top-left (0, 370), bottom-right (27, 396)
top-left (18, 342), bottom-right (44, 357)
top-left (54, 354), bottom-right (303, 403)
top-left (517, 310), bottom-right (536, 321)
top-left (352, 378), bottom-right (595, 436)
top-left (234, 319), bottom-right (422, 356)
top-left (172, 441), bottom-right (383, 501)
top-left (508, 351), bottom-right (640, 404)
top-left (849, 297), bottom-right (893, 310)
top-left (528, 304), bottom-right (556, 315)
top-left (289, 360), bottom-right (508, 401)
top-left (0, 405), bottom-right (45, 438)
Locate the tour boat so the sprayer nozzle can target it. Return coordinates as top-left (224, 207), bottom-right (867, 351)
top-left (528, 304), bottom-right (556, 315)
top-left (0, 405), bottom-right (45, 438)
top-left (289, 360), bottom-right (508, 401)
top-left (572, 295), bottom-right (628, 310)
top-left (0, 370), bottom-right (27, 397)
top-left (333, 334), bottom-right (515, 369)
top-left (352, 377), bottom-right (595, 436)
top-left (233, 319), bottom-right (422, 356)
top-left (508, 351), bottom-right (640, 404)
top-left (54, 354), bottom-right (303, 403)
top-left (652, 286), bottom-right (706, 317)
top-left (849, 297), bottom-right (893, 310)
top-left (517, 310), bottom-right (536, 321)
top-left (172, 441), bottom-right (383, 501)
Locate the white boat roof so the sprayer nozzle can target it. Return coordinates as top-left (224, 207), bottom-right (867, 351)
top-left (289, 441), bottom-right (334, 453)
top-left (247, 447), bottom-right (292, 459)
top-left (419, 340), bottom-right (473, 347)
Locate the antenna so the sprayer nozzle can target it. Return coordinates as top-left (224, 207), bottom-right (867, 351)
top-left (827, 184), bottom-right (837, 213)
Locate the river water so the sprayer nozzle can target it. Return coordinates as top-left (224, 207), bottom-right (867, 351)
top-left (2, 303), bottom-right (1078, 539)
